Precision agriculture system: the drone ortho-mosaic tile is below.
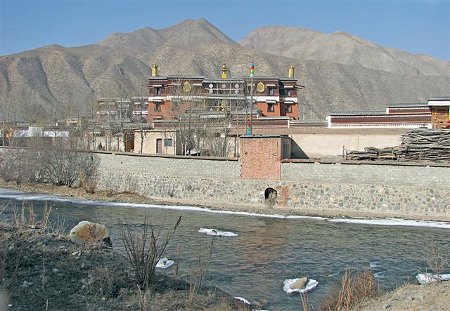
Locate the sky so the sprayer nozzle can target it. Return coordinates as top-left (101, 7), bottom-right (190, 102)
top-left (0, 0), bottom-right (449, 60)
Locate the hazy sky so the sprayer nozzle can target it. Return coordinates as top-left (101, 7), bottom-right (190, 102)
top-left (1, 0), bottom-right (449, 60)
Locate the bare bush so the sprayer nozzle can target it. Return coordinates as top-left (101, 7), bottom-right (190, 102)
top-left (300, 292), bottom-right (314, 311)
top-left (424, 243), bottom-right (449, 279)
top-left (320, 269), bottom-right (379, 311)
top-left (0, 145), bottom-right (99, 187)
top-left (187, 236), bottom-right (215, 304)
top-left (11, 202), bottom-right (37, 228)
top-left (120, 215), bottom-right (181, 289)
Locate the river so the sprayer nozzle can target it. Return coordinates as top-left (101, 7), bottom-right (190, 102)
top-left (1, 188), bottom-right (449, 310)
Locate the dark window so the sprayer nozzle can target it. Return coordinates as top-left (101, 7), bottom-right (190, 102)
top-left (154, 103), bottom-right (161, 112)
top-left (286, 89), bottom-right (292, 96)
top-left (268, 88), bottom-right (275, 96)
top-left (267, 103), bottom-right (275, 112)
top-left (155, 87), bottom-right (162, 96)
top-left (164, 138), bottom-right (173, 147)
top-left (286, 104), bottom-right (292, 113)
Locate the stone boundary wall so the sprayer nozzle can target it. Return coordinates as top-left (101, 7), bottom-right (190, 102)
top-left (96, 153), bottom-right (450, 219)
top-left (281, 162), bottom-right (449, 187)
top-left (97, 153), bottom-right (241, 179)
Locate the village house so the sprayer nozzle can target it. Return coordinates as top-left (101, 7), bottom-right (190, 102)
top-left (428, 97), bottom-right (450, 129)
top-left (326, 102), bottom-right (432, 129)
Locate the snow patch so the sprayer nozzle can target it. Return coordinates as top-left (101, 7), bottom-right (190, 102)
top-left (156, 257), bottom-right (174, 269)
top-left (198, 228), bottom-right (238, 237)
top-left (416, 273), bottom-right (450, 284)
top-left (283, 278), bottom-right (318, 294)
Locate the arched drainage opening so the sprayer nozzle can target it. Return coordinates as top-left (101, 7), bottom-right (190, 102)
top-left (264, 187), bottom-right (278, 208)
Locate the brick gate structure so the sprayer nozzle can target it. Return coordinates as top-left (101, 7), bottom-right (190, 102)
top-left (240, 135), bottom-right (291, 180)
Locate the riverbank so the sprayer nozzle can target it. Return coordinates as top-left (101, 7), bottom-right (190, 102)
top-left (353, 281), bottom-right (450, 311)
top-left (1, 178), bottom-right (449, 225)
top-left (0, 221), bottom-right (252, 311)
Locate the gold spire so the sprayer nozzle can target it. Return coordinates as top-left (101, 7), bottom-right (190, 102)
top-left (288, 66), bottom-right (295, 78)
top-left (221, 63), bottom-right (228, 79)
top-left (151, 64), bottom-right (158, 77)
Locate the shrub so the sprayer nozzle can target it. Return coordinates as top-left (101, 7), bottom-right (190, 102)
top-left (0, 145), bottom-right (99, 187)
top-left (424, 243), bottom-right (449, 279)
top-left (320, 269), bottom-right (379, 311)
top-left (120, 215), bottom-right (181, 289)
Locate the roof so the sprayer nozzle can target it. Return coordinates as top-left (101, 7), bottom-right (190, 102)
top-left (330, 110), bottom-right (385, 116)
top-left (148, 76), bottom-right (205, 80)
top-left (428, 98), bottom-right (450, 106)
top-left (388, 102), bottom-right (428, 107)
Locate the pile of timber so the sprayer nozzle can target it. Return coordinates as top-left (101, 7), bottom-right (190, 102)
top-left (345, 147), bottom-right (399, 161)
top-left (345, 129), bottom-right (450, 163)
top-left (397, 129), bottom-right (450, 162)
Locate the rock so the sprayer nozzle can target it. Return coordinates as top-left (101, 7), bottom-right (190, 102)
top-left (69, 221), bottom-right (109, 244)
top-left (290, 277), bottom-right (308, 290)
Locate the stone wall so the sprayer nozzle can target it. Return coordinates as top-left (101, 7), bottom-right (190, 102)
top-left (97, 153), bottom-right (240, 179)
top-left (95, 152), bottom-right (450, 219)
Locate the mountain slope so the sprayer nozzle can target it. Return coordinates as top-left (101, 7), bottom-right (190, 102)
top-left (0, 19), bottom-right (448, 122)
top-left (240, 26), bottom-right (449, 76)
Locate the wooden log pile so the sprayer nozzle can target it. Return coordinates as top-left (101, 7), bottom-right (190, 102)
top-left (345, 129), bottom-right (450, 163)
top-left (345, 147), bottom-right (398, 161)
top-left (396, 129), bottom-right (450, 162)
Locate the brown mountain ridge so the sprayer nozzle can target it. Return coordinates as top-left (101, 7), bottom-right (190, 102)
top-left (0, 18), bottom-right (448, 122)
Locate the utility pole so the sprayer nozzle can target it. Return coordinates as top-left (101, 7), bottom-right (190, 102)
top-left (247, 62), bottom-right (254, 136)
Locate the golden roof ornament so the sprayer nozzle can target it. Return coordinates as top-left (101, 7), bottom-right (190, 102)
top-left (182, 81), bottom-right (192, 93)
top-left (257, 81), bottom-right (265, 93)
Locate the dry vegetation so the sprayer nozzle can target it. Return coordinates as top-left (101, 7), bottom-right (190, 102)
top-left (0, 203), bottom-right (251, 310)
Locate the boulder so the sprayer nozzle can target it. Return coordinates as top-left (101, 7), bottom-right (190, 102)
top-left (290, 277), bottom-right (308, 290)
top-left (69, 221), bottom-right (109, 244)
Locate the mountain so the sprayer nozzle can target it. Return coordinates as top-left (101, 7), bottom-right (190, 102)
top-left (0, 19), bottom-right (448, 122)
top-left (240, 26), bottom-right (449, 76)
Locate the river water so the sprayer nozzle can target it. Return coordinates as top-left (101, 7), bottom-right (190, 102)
top-left (1, 188), bottom-right (449, 310)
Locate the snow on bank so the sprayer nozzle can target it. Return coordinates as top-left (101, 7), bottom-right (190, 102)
top-left (0, 188), bottom-right (449, 230)
top-left (329, 218), bottom-right (450, 229)
top-left (416, 273), bottom-right (450, 284)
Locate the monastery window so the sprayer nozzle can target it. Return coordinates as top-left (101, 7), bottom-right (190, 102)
top-left (154, 87), bottom-right (162, 96)
top-left (268, 88), bottom-right (275, 96)
top-left (286, 104), bottom-right (292, 113)
top-left (267, 103), bottom-right (275, 112)
top-left (286, 89), bottom-right (292, 96)
top-left (164, 138), bottom-right (173, 147)
top-left (154, 102), bottom-right (161, 112)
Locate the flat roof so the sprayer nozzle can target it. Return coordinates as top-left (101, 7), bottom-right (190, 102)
top-left (388, 102), bottom-right (427, 107)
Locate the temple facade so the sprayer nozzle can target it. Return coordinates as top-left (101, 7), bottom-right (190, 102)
top-left (146, 64), bottom-right (301, 122)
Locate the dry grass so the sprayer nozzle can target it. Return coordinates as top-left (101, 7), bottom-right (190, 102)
top-left (120, 214), bottom-right (182, 289)
top-left (320, 269), bottom-right (379, 311)
top-left (187, 236), bottom-right (215, 305)
top-left (424, 243), bottom-right (449, 278)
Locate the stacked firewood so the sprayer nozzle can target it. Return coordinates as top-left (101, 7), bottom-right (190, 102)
top-left (345, 129), bottom-right (450, 163)
top-left (396, 129), bottom-right (450, 162)
top-left (345, 147), bottom-right (398, 161)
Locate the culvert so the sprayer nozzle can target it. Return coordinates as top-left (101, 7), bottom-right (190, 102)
top-left (264, 187), bottom-right (278, 207)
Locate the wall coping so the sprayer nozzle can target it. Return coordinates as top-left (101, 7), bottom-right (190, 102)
top-left (0, 146), bottom-right (239, 162)
top-left (282, 158), bottom-right (450, 168)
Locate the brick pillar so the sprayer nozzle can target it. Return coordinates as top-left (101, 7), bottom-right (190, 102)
top-left (240, 135), bottom-right (290, 180)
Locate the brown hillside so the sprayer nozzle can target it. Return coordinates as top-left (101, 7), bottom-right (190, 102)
top-left (0, 19), bottom-right (448, 121)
